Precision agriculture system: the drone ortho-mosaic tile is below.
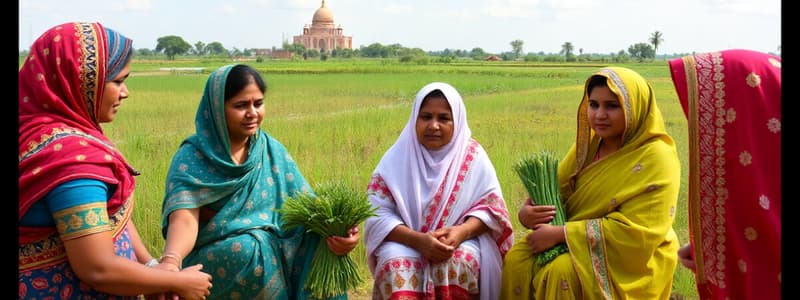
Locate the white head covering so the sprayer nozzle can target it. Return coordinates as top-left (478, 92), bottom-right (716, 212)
top-left (373, 82), bottom-right (472, 229)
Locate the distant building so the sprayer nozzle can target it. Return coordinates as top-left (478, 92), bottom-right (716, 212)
top-left (293, 0), bottom-right (352, 52)
top-left (250, 48), bottom-right (294, 59)
top-left (252, 48), bottom-right (272, 56)
top-left (271, 50), bottom-right (294, 59)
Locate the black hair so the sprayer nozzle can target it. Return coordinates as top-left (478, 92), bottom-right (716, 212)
top-left (224, 64), bottom-right (267, 101)
top-left (587, 75), bottom-right (608, 96)
top-left (422, 89), bottom-right (447, 105)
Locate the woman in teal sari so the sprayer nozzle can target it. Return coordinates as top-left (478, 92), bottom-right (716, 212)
top-left (159, 64), bottom-right (359, 299)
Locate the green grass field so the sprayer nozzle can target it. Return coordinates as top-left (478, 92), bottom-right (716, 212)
top-left (102, 58), bottom-right (697, 299)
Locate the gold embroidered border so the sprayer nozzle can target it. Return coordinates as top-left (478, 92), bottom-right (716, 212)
top-left (19, 233), bottom-right (66, 271)
top-left (53, 202), bottom-right (111, 240)
top-left (20, 126), bottom-right (121, 162)
top-left (689, 51), bottom-right (728, 287)
top-left (586, 219), bottom-right (612, 300)
top-left (76, 22), bottom-right (100, 122)
top-left (682, 54), bottom-right (705, 282)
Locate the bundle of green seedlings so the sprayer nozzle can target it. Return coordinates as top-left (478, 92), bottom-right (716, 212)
top-left (513, 150), bottom-right (569, 266)
top-left (279, 181), bottom-right (378, 299)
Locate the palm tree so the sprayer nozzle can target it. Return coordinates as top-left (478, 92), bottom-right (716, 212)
top-left (649, 31), bottom-right (664, 59)
top-left (560, 42), bottom-right (574, 61)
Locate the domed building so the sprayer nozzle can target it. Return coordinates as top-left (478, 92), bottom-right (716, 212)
top-left (292, 0), bottom-right (352, 52)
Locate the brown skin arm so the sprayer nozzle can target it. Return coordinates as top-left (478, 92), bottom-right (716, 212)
top-left (147, 208), bottom-right (203, 300)
top-left (62, 230), bottom-right (212, 299)
top-left (160, 208), bottom-right (201, 269)
top-left (385, 224), bottom-right (455, 263)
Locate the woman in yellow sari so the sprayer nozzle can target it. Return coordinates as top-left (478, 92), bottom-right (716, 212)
top-left (500, 67), bottom-right (681, 299)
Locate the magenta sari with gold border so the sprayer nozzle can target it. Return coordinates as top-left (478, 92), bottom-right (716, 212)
top-left (669, 49), bottom-right (781, 300)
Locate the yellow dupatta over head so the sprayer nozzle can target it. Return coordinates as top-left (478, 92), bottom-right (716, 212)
top-left (559, 67), bottom-right (681, 299)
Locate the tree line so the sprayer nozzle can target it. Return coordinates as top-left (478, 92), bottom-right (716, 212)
top-left (139, 30), bottom-right (666, 62)
top-left (28, 30), bottom-right (768, 63)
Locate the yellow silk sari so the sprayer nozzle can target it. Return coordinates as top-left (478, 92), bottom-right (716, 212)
top-left (501, 67), bottom-right (680, 299)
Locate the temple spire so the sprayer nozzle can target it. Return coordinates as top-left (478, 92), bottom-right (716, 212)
top-left (321, 0), bottom-right (326, 8)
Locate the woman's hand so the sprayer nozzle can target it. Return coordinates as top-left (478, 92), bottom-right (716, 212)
top-left (525, 223), bottom-right (564, 254)
top-left (677, 244), bottom-right (696, 272)
top-left (326, 226), bottom-right (360, 256)
top-left (143, 261), bottom-right (183, 300)
top-left (518, 198), bottom-right (556, 229)
top-left (432, 225), bottom-right (468, 249)
top-left (174, 264), bottom-right (213, 300)
top-left (417, 232), bottom-right (455, 263)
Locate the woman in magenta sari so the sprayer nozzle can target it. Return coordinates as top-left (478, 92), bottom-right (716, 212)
top-left (19, 22), bottom-right (212, 300)
top-left (669, 49), bottom-right (781, 299)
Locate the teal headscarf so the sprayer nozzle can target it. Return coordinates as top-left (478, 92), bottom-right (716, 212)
top-left (103, 26), bottom-right (133, 81)
top-left (161, 64), bottom-right (344, 299)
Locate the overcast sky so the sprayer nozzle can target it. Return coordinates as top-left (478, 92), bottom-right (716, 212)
top-left (19, 0), bottom-right (781, 55)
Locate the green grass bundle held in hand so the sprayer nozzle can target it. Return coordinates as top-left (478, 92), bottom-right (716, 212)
top-left (279, 181), bottom-right (378, 299)
top-left (514, 150), bottom-right (569, 266)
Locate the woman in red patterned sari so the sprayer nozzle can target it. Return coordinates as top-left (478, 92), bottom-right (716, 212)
top-left (19, 22), bottom-right (212, 299)
top-left (669, 49), bottom-right (781, 299)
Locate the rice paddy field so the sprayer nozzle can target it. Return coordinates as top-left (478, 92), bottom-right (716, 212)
top-left (102, 58), bottom-right (697, 299)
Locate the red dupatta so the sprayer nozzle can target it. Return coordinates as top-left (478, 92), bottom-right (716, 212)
top-left (669, 49), bottom-right (781, 300)
top-left (18, 22), bottom-right (137, 246)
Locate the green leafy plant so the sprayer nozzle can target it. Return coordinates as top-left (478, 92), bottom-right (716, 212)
top-left (279, 181), bottom-right (378, 299)
top-left (514, 150), bottom-right (569, 266)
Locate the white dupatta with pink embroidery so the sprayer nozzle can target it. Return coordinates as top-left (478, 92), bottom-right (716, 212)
top-left (364, 82), bottom-right (514, 300)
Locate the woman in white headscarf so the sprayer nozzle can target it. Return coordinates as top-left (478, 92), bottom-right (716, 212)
top-left (364, 82), bottom-right (514, 300)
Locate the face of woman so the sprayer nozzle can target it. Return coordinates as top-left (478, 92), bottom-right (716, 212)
top-left (225, 81), bottom-right (264, 144)
top-left (415, 96), bottom-right (454, 150)
top-left (587, 85), bottom-right (625, 143)
top-left (98, 62), bottom-right (131, 123)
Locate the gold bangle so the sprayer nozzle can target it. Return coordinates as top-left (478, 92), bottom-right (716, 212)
top-left (159, 252), bottom-right (182, 268)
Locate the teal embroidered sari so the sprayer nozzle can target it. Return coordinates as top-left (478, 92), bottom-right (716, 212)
top-left (161, 64), bottom-right (345, 299)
